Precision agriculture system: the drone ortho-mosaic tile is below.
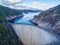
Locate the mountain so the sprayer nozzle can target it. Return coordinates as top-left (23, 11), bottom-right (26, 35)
top-left (33, 5), bottom-right (60, 19)
top-left (0, 5), bottom-right (23, 15)
top-left (0, 5), bottom-right (24, 22)
top-left (13, 5), bottom-right (42, 13)
top-left (0, 5), bottom-right (24, 45)
top-left (1, 5), bottom-right (42, 14)
top-left (19, 9), bottom-right (41, 14)
top-left (30, 4), bottom-right (60, 34)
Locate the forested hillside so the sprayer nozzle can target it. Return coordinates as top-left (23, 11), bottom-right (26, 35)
top-left (0, 5), bottom-right (23, 45)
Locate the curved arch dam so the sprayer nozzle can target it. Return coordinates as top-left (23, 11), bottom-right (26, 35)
top-left (12, 24), bottom-right (60, 45)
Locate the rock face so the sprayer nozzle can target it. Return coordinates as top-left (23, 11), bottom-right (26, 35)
top-left (52, 21), bottom-right (60, 34)
top-left (30, 19), bottom-right (52, 30)
top-left (30, 5), bottom-right (60, 34)
top-left (12, 24), bottom-right (60, 45)
top-left (6, 15), bottom-right (24, 21)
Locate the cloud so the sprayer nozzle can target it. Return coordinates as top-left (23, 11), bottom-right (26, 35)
top-left (14, 3), bottom-right (36, 10)
top-left (14, 2), bottom-right (53, 10)
top-left (8, 0), bottom-right (21, 3)
top-left (0, 0), bottom-right (21, 5)
top-left (0, 0), bottom-right (55, 10)
top-left (30, 2), bottom-right (53, 10)
top-left (15, 1), bottom-right (53, 10)
top-left (31, 2), bottom-right (40, 5)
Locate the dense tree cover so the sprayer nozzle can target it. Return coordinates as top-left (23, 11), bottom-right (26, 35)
top-left (0, 5), bottom-right (22, 16)
top-left (0, 21), bottom-right (19, 45)
top-left (56, 9), bottom-right (60, 14)
top-left (0, 5), bottom-right (23, 45)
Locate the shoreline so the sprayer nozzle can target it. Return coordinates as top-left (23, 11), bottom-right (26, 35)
top-left (8, 16), bottom-right (23, 23)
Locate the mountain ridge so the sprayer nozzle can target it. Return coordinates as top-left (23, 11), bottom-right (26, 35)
top-left (2, 5), bottom-right (42, 14)
top-left (30, 4), bottom-right (60, 34)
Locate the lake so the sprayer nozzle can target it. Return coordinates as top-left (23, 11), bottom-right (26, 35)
top-left (14, 12), bottom-right (40, 25)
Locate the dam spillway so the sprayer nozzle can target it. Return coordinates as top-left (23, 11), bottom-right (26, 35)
top-left (12, 24), bottom-right (60, 45)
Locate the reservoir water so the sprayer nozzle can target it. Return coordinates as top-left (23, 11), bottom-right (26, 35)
top-left (14, 12), bottom-right (40, 25)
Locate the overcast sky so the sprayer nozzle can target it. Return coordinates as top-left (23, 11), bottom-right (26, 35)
top-left (0, 0), bottom-right (60, 10)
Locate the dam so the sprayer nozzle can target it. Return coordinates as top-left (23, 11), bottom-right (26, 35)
top-left (12, 24), bottom-right (60, 45)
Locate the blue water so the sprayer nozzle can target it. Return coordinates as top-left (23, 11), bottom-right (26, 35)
top-left (14, 12), bottom-right (40, 25)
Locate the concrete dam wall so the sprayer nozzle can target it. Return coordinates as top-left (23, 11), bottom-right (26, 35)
top-left (12, 24), bottom-right (59, 45)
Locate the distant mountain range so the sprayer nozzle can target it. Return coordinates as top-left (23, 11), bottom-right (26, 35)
top-left (0, 5), bottom-right (41, 15)
top-left (14, 5), bottom-right (42, 13)
top-left (19, 9), bottom-right (41, 14)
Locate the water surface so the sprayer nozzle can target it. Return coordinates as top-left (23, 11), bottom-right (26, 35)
top-left (14, 12), bottom-right (40, 25)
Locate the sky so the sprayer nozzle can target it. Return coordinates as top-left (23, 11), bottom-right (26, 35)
top-left (0, 0), bottom-right (60, 10)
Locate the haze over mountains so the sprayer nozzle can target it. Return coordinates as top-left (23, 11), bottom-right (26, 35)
top-left (1, 5), bottom-right (41, 14)
top-left (11, 5), bottom-right (42, 13)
